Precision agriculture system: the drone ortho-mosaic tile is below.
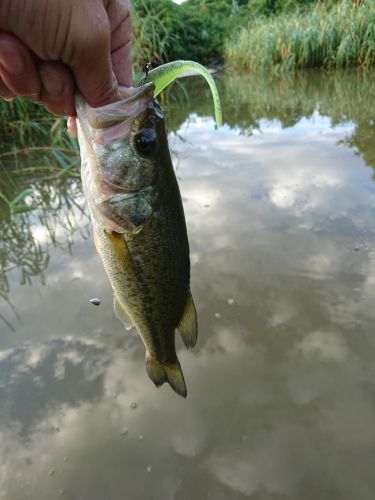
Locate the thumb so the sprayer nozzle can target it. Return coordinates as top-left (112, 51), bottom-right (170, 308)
top-left (68, 6), bottom-right (119, 108)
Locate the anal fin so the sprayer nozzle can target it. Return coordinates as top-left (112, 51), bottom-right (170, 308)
top-left (146, 352), bottom-right (187, 398)
top-left (177, 291), bottom-right (198, 349)
top-left (114, 295), bottom-right (134, 331)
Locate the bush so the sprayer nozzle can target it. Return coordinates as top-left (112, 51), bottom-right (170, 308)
top-left (132, 0), bottom-right (248, 70)
top-left (247, 0), bottom-right (338, 17)
top-left (175, 0), bottom-right (247, 64)
top-left (131, 0), bottom-right (183, 73)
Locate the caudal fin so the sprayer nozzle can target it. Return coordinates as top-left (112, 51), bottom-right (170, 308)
top-left (145, 353), bottom-right (187, 398)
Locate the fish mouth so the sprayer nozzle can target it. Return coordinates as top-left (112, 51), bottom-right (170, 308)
top-left (76, 82), bottom-right (155, 130)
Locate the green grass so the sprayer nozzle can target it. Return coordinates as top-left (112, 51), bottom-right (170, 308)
top-left (0, 99), bottom-right (74, 150)
top-left (131, 0), bottom-right (183, 75)
top-left (225, 0), bottom-right (375, 72)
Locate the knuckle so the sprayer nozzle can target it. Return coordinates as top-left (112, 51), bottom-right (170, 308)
top-left (76, 13), bottom-right (109, 54)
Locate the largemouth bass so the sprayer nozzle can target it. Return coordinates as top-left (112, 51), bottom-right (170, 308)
top-left (75, 83), bottom-right (197, 398)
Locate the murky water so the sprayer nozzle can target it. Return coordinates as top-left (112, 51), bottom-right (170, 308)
top-left (2, 70), bottom-right (375, 500)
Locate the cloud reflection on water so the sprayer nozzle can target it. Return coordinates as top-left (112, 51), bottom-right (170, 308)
top-left (2, 77), bottom-right (375, 499)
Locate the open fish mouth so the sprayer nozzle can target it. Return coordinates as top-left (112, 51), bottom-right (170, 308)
top-left (76, 82), bottom-right (155, 130)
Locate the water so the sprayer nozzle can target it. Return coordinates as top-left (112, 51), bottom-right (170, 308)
top-left (1, 70), bottom-right (375, 499)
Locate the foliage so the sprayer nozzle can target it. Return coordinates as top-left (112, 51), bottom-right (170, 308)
top-left (131, 0), bottom-right (248, 70)
top-left (248, 0), bottom-right (315, 17)
top-left (175, 0), bottom-right (248, 64)
top-left (0, 99), bottom-right (79, 218)
top-left (0, 99), bottom-right (74, 152)
top-left (131, 0), bottom-right (183, 73)
top-left (226, 0), bottom-right (375, 71)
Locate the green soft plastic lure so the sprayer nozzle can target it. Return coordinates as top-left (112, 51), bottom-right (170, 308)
top-left (140, 60), bottom-right (222, 128)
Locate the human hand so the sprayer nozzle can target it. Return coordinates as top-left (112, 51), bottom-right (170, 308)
top-left (0, 0), bottom-right (132, 117)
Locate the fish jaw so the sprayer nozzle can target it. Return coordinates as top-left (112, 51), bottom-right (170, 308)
top-left (76, 84), bottom-right (157, 234)
top-left (76, 84), bottom-right (155, 129)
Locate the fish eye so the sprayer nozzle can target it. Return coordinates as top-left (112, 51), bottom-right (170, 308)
top-left (134, 129), bottom-right (158, 157)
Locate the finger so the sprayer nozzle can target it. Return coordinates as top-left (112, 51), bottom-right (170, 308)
top-left (38, 61), bottom-right (75, 116)
top-left (111, 37), bottom-right (132, 88)
top-left (0, 32), bottom-right (40, 98)
top-left (67, 116), bottom-right (78, 138)
top-left (69, 2), bottom-right (118, 108)
top-left (0, 77), bottom-right (15, 100)
top-left (107, 0), bottom-right (132, 86)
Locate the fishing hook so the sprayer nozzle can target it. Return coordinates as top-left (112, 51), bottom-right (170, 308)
top-left (141, 62), bottom-right (152, 85)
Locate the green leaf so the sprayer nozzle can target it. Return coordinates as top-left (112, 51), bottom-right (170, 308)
top-left (10, 188), bottom-right (34, 206)
top-left (10, 204), bottom-right (35, 215)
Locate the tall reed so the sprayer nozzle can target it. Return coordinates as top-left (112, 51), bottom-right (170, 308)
top-left (225, 0), bottom-right (375, 72)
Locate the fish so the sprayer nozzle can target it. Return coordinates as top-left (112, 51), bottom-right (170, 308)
top-left (75, 83), bottom-right (197, 397)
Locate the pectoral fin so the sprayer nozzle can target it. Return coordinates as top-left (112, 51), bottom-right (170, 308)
top-left (177, 292), bottom-right (198, 349)
top-left (114, 295), bottom-right (134, 331)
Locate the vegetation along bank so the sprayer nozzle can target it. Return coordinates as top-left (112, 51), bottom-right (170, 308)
top-left (132, 0), bottom-right (375, 72)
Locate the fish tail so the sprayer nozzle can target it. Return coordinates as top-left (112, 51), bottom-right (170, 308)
top-left (146, 352), bottom-right (187, 398)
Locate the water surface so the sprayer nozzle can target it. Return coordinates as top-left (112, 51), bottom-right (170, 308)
top-left (1, 70), bottom-right (375, 500)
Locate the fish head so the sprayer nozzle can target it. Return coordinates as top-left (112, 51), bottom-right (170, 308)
top-left (76, 83), bottom-right (165, 234)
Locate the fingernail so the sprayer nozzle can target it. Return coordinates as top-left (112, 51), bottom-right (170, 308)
top-left (0, 50), bottom-right (25, 75)
top-left (40, 68), bottom-right (65, 98)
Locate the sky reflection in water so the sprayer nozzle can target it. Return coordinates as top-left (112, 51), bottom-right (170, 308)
top-left (1, 72), bottom-right (375, 500)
